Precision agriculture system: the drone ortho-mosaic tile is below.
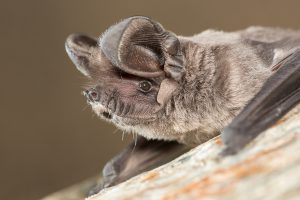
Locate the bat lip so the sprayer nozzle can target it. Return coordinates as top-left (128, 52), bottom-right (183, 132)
top-left (112, 110), bottom-right (157, 122)
top-left (90, 101), bottom-right (157, 123)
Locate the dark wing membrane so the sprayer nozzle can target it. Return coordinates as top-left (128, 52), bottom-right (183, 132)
top-left (88, 136), bottom-right (189, 196)
top-left (221, 49), bottom-right (300, 154)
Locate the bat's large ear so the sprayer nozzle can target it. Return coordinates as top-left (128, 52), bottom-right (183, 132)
top-left (65, 33), bottom-right (99, 77)
top-left (100, 16), bottom-right (185, 81)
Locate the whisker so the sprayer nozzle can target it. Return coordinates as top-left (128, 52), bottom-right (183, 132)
top-left (131, 131), bottom-right (135, 141)
top-left (122, 131), bottom-right (125, 141)
top-left (81, 104), bottom-right (89, 112)
top-left (91, 113), bottom-right (95, 118)
top-left (131, 131), bottom-right (137, 153)
top-left (113, 128), bottom-right (119, 134)
top-left (134, 132), bottom-right (138, 147)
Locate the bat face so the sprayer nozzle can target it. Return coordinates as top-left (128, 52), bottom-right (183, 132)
top-left (66, 34), bottom-right (162, 119)
top-left (83, 71), bottom-right (162, 121)
top-left (65, 17), bottom-right (186, 139)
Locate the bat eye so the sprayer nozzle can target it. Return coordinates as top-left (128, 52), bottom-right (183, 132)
top-left (139, 81), bottom-right (152, 92)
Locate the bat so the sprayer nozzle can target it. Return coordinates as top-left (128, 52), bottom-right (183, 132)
top-left (65, 16), bottom-right (300, 195)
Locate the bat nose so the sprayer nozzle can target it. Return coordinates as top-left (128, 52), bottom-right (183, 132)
top-left (83, 89), bottom-right (100, 102)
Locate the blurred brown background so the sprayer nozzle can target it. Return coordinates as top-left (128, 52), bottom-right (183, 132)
top-left (1, 0), bottom-right (300, 199)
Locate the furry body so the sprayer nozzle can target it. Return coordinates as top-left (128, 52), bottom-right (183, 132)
top-left (98, 27), bottom-right (300, 146)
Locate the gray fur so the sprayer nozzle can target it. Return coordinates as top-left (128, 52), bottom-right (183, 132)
top-left (65, 17), bottom-right (300, 146)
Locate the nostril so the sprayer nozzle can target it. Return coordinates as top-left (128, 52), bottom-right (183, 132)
top-left (87, 89), bottom-right (99, 102)
top-left (90, 91), bottom-right (98, 99)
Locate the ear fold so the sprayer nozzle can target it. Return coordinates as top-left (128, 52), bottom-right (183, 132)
top-left (65, 33), bottom-right (99, 77)
top-left (100, 16), bottom-right (185, 80)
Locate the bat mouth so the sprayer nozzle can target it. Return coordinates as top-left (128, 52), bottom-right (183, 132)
top-left (89, 102), bottom-right (114, 120)
top-left (89, 100), bottom-right (156, 123)
top-left (102, 111), bottom-right (112, 119)
top-left (84, 89), bottom-right (158, 122)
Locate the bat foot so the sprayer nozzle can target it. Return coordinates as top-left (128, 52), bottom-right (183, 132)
top-left (88, 183), bottom-right (105, 197)
top-left (87, 165), bottom-right (118, 197)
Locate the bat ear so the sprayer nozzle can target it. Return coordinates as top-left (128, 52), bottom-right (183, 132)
top-left (100, 16), bottom-right (185, 80)
top-left (65, 33), bottom-right (99, 77)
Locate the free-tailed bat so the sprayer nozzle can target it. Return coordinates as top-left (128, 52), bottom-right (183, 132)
top-left (65, 16), bottom-right (300, 195)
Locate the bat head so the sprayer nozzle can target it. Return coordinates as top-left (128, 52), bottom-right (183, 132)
top-left (65, 16), bottom-right (186, 139)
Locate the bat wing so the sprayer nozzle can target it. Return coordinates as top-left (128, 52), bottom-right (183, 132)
top-left (88, 136), bottom-right (189, 196)
top-left (221, 49), bottom-right (300, 155)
